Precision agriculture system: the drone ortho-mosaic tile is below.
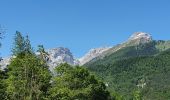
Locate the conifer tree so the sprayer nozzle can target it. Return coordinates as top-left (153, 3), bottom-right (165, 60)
top-left (12, 31), bottom-right (25, 56)
top-left (24, 35), bottom-right (33, 54)
top-left (0, 25), bottom-right (7, 100)
top-left (6, 32), bottom-right (51, 100)
top-left (0, 67), bottom-right (7, 99)
top-left (37, 45), bottom-right (49, 62)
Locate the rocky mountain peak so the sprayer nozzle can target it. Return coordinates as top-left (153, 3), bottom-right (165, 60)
top-left (48, 47), bottom-right (72, 58)
top-left (128, 32), bottom-right (152, 41)
top-left (128, 32), bottom-right (152, 44)
top-left (47, 47), bottom-right (79, 71)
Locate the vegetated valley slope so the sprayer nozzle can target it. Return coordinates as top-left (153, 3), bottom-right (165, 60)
top-left (84, 32), bottom-right (170, 99)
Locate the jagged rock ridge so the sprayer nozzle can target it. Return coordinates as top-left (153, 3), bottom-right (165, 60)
top-left (79, 47), bottom-right (111, 65)
top-left (127, 32), bottom-right (152, 44)
top-left (47, 47), bottom-right (79, 71)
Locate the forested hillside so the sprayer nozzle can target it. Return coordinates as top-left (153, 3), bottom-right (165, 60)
top-left (86, 42), bottom-right (170, 99)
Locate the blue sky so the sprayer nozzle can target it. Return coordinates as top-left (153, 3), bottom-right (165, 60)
top-left (0, 0), bottom-right (170, 58)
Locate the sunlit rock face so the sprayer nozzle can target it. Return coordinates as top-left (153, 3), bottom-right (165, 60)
top-left (0, 57), bottom-right (10, 70)
top-left (79, 47), bottom-right (111, 65)
top-left (128, 32), bottom-right (152, 44)
top-left (47, 47), bottom-right (79, 71)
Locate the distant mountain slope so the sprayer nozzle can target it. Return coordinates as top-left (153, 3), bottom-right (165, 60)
top-left (0, 47), bottom-right (79, 71)
top-left (79, 47), bottom-right (111, 65)
top-left (87, 49), bottom-right (170, 99)
top-left (81, 32), bottom-right (153, 65)
top-left (84, 32), bottom-right (170, 66)
top-left (85, 40), bottom-right (170, 99)
top-left (83, 32), bottom-right (170, 99)
top-left (85, 41), bottom-right (159, 66)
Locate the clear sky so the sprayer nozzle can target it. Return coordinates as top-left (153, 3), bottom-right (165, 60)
top-left (0, 0), bottom-right (170, 58)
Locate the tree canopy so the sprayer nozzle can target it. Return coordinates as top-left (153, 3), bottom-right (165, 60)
top-left (2, 31), bottom-right (114, 100)
top-left (49, 63), bottom-right (112, 100)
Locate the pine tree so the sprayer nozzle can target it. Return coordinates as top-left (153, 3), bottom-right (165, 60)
top-left (12, 31), bottom-right (25, 56)
top-left (6, 33), bottom-right (51, 100)
top-left (37, 45), bottom-right (49, 62)
top-left (24, 35), bottom-right (33, 54)
top-left (0, 69), bottom-right (7, 99)
top-left (0, 25), bottom-right (7, 99)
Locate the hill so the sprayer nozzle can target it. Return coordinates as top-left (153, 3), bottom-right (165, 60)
top-left (85, 42), bottom-right (170, 99)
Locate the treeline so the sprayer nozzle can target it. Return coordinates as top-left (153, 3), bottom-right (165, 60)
top-left (0, 31), bottom-right (113, 100)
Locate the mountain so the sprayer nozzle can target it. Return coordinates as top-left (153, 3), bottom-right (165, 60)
top-left (84, 32), bottom-right (170, 65)
top-left (80, 32), bottom-right (153, 65)
top-left (0, 57), bottom-right (10, 70)
top-left (47, 47), bottom-right (79, 71)
top-left (84, 32), bottom-right (170, 99)
top-left (88, 48), bottom-right (170, 99)
top-left (128, 32), bottom-right (152, 44)
top-left (79, 47), bottom-right (111, 65)
top-left (1, 32), bottom-right (169, 71)
top-left (1, 32), bottom-right (170, 99)
top-left (0, 47), bottom-right (79, 71)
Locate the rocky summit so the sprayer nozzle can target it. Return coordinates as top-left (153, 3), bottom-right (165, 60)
top-left (47, 47), bottom-right (79, 71)
top-left (128, 32), bottom-right (152, 44)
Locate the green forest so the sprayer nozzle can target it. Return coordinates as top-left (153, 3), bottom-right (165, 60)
top-left (0, 31), bottom-right (113, 100)
top-left (86, 41), bottom-right (170, 100)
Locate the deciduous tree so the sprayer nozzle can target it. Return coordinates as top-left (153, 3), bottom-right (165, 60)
top-left (49, 63), bottom-right (111, 100)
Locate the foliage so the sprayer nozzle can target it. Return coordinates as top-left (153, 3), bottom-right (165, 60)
top-left (86, 41), bottom-right (159, 66)
top-left (0, 69), bottom-right (8, 99)
top-left (37, 45), bottom-right (49, 62)
top-left (0, 25), bottom-right (6, 99)
top-left (6, 53), bottom-right (51, 100)
top-left (5, 30), bottom-right (170, 99)
top-left (24, 35), bottom-right (33, 54)
top-left (86, 41), bottom-right (170, 100)
top-left (49, 63), bottom-right (112, 100)
top-left (12, 31), bottom-right (26, 56)
top-left (5, 32), bottom-right (51, 100)
top-left (3, 31), bottom-right (113, 100)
